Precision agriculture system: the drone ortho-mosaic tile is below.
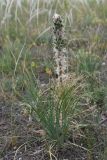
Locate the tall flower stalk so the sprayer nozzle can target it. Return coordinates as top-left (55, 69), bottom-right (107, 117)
top-left (53, 13), bottom-right (68, 84)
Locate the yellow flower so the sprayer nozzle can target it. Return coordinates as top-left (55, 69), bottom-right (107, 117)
top-left (45, 67), bottom-right (52, 76)
top-left (31, 61), bottom-right (38, 68)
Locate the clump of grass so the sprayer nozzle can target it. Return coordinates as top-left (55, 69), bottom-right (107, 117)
top-left (28, 76), bottom-right (85, 145)
top-left (0, 0), bottom-right (107, 159)
top-left (74, 49), bottom-right (101, 76)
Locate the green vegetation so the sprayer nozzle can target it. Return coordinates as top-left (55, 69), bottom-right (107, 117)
top-left (0, 0), bottom-right (107, 159)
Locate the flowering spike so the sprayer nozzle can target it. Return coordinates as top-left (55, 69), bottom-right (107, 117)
top-left (53, 13), bottom-right (68, 84)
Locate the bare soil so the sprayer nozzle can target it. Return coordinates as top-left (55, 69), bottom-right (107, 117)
top-left (0, 96), bottom-right (106, 160)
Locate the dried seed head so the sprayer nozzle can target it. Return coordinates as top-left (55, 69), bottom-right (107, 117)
top-left (52, 13), bottom-right (68, 84)
top-left (53, 13), bottom-right (60, 21)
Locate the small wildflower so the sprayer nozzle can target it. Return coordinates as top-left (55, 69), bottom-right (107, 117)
top-left (29, 42), bottom-right (36, 49)
top-left (31, 61), bottom-right (38, 68)
top-left (45, 67), bottom-right (52, 76)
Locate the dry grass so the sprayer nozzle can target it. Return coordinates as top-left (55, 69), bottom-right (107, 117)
top-left (0, 0), bottom-right (107, 159)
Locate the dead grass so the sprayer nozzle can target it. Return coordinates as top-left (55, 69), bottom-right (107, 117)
top-left (0, 0), bottom-right (107, 159)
